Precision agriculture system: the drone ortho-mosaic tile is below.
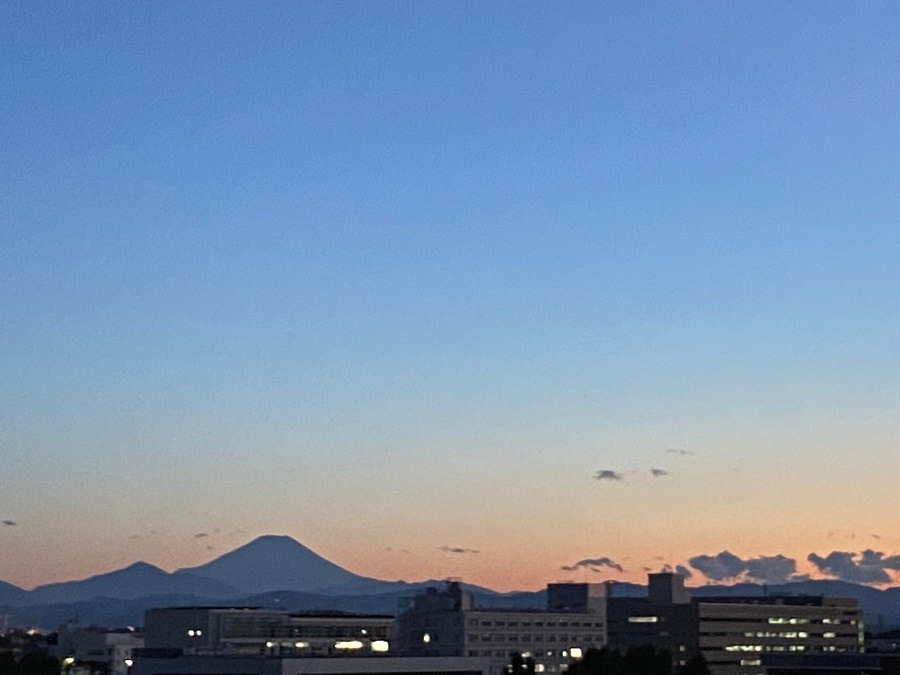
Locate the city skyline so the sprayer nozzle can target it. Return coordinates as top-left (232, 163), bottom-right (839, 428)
top-left (2, 3), bottom-right (899, 593)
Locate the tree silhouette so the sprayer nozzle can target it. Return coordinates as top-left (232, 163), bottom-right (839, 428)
top-left (566, 646), bottom-right (673, 675)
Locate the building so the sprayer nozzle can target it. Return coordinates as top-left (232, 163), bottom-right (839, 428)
top-left (144, 608), bottom-right (393, 656)
top-left (53, 623), bottom-right (144, 675)
top-left (393, 582), bottom-right (607, 675)
top-left (605, 574), bottom-right (864, 675)
top-left (697, 596), bottom-right (864, 675)
top-left (606, 573), bottom-right (697, 666)
top-left (762, 653), bottom-right (900, 675)
top-left (132, 655), bottom-right (490, 675)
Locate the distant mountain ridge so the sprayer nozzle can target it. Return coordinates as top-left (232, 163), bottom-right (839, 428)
top-left (24, 561), bottom-right (239, 606)
top-left (2, 534), bottom-right (900, 630)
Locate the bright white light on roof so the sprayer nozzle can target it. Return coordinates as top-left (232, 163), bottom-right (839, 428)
top-left (423, 633), bottom-right (431, 643)
top-left (187, 630), bottom-right (195, 636)
top-left (372, 640), bottom-right (389, 653)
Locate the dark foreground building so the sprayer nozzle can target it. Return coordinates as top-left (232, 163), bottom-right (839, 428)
top-left (606, 574), bottom-right (864, 675)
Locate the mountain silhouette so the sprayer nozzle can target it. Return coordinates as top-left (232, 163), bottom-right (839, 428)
top-left (2, 535), bottom-right (900, 631)
top-left (0, 579), bottom-right (26, 606)
top-left (174, 534), bottom-right (382, 594)
top-left (25, 561), bottom-right (237, 606)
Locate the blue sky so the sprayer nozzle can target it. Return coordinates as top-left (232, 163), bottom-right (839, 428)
top-left (1, 2), bottom-right (899, 590)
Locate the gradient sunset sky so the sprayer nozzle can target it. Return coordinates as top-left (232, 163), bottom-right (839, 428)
top-left (2, 2), bottom-right (900, 592)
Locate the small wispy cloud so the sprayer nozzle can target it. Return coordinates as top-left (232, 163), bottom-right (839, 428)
top-left (666, 448), bottom-right (693, 456)
top-left (593, 470), bottom-right (622, 481)
top-left (193, 532), bottom-right (209, 539)
top-left (561, 556), bottom-right (624, 572)
top-left (650, 468), bottom-right (669, 477)
top-left (1, 520), bottom-right (16, 527)
top-left (439, 546), bottom-right (479, 554)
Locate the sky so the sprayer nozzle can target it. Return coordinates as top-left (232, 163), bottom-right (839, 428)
top-left (1, 2), bottom-right (900, 593)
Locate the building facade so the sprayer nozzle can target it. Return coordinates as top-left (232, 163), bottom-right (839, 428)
top-left (697, 596), bottom-right (864, 675)
top-left (144, 608), bottom-right (392, 657)
top-left (133, 655), bottom-right (490, 675)
top-left (393, 582), bottom-right (607, 675)
top-left (605, 574), bottom-right (864, 675)
top-left (54, 623), bottom-right (144, 675)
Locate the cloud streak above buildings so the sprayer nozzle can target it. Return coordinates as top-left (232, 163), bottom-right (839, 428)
top-left (561, 556), bottom-right (624, 573)
top-left (685, 550), bottom-right (900, 586)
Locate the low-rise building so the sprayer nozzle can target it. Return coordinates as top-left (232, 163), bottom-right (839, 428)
top-left (132, 655), bottom-right (490, 675)
top-left (54, 623), bottom-right (144, 675)
top-left (393, 582), bottom-right (607, 675)
top-left (144, 608), bottom-right (392, 657)
top-left (605, 574), bottom-right (864, 675)
top-left (697, 595), bottom-right (863, 675)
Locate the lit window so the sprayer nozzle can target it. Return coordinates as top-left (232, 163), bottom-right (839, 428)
top-left (335, 641), bottom-right (364, 650)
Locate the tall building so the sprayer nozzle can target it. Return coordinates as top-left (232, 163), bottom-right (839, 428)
top-left (393, 582), bottom-right (607, 675)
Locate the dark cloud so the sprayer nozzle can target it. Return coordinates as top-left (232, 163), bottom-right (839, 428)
top-left (689, 551), bottom-right (746, 581)
top-left (807, 550), bottom-right (900, 585)
top-left (689, 551), bottom-right (800, 584)
top-left (650, 468), bottom-right (669, 477)
top-left (1, 520), bottom-right (16, 527)
top-left (439, 546), bottom-right (479, 554)
top-left (666, 448), bottom-right (693, 456)
top-left (675, 565), bottom-right (693, 578)
top-left (744, 555), bottom-right (798, 584)
top-left (561, 556), bottom-right (624, 573)
top-left (593, 470), bottom-right (622, 481)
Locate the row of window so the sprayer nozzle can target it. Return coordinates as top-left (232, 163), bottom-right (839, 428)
top-left (715, 645), bottom-right (853, 654)
top-left (467, 650), bottom-right (568, 658)
top-left (702, 630), bottom-right (856, 639)
top-left (470, 620), bottom-right (602, 628)
top-left (468, 634), bottom-right (602, 644)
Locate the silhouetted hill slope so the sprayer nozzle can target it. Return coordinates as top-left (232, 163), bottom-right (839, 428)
top-left (3, 535), bottom-right (900, 630)
top-left (0, 579), bottom-right (27, 606)
top-left (2, 578), bottom-right (900, 631)
top-left (174, 535), bottom-right (385, 594)
top-left (25, 562), bottom-right (237, 605)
